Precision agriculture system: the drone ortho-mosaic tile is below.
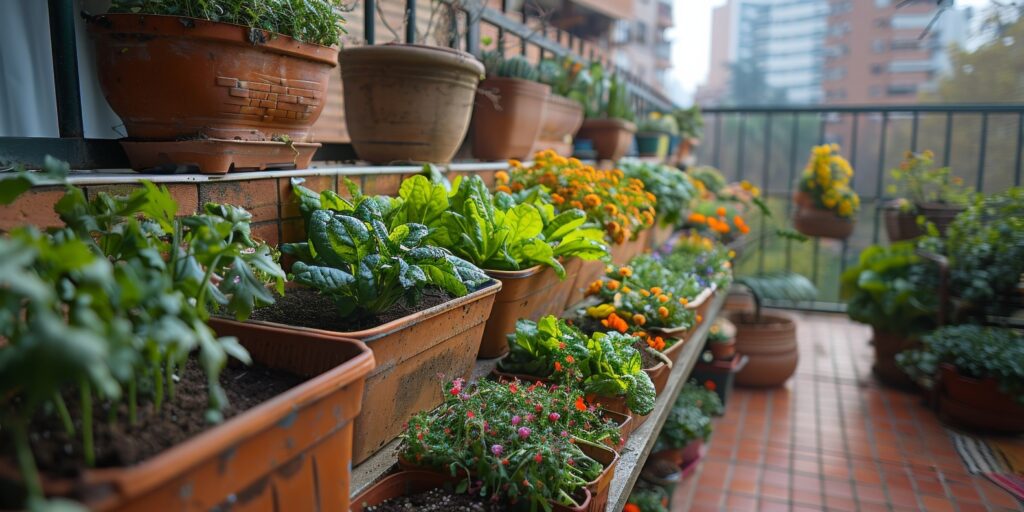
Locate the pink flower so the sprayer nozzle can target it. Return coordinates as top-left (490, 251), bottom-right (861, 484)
top-left (525, 413), bottom-right (536, 422)
top-left (518, 427), bottom-right (532, 439)
top-left (511, 415), bottom-right (521, 426)
top-left (548, 412), bottom-right (561, 422)
top-left (491, 444), bottom-right (504, 456)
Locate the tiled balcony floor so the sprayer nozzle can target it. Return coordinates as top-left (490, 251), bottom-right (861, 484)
top-left (671, 311), bottom-right (1023, 512)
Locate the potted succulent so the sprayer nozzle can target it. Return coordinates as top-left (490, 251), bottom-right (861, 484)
top-left (534, 57), bottom-right (588, 156)
top-left (390, 174), bottom-right (609, 358)
top-left (393, 378), bottom-right (620, 511)
top-left (841, 241), bottom-right (938, 387)
top-left (0, 180), bottom-right (373, 510)
top-left (635, 112), bottom-right (679, 159)
top-left (576, 63), bottom-right (637, 161)
top-left (341, 41), bottom-right (484, 164)
top-left (619, 161), bottom-right (698, 248)
top-left (215, 178), bottom-right (500, 463)
top-left (470, 53), bottom-right (551, 160)
top-left (793, 144), bottom-right (860, 239)
top-left (672, 106), bottom-right (704, 162)
top-left (86, 0), bottom-right (346, 173)
top-left (897, 325), bottom-right (1024, 433)
top-left (729, 273), bottom-right (817, 387)
top-left (888, 150), bottom-right (971, 237)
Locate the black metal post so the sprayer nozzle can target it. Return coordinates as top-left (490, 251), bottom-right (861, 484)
top-left (466, 11), bottom-right (480, 56)
top-left (47, 0), bottom-right (83, 138)
top-left (405, 0), bottom-right (417, 44)
top-left (365, 0), bottom-right (376, 44)
top-left (735, 113), bottom-right (747, 180)
top-left (784, 112), bottom-right (800, 273)
top-left (713, 112), bottom-right (722, 168)
top-left (872, 112), bottom-right (889, 244)
top-left (1016, 112), bottom-right (1023, 187)
top-left (910, 111), bottom-right (919, 152)
top-left (976, 112), bottom-right (988, 191)
top-left (758, 113), bottom-right (772, 274)
top-left (521, 5), bottom-right (528, 56)
top-left (943, 111), bottom-right (953, 166)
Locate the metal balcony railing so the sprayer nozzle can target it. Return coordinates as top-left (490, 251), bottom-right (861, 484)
top-left (698, 104), bottom-right (1024, 311)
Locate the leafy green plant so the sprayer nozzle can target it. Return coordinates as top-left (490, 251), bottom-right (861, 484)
top-left (686, 166), bottom-right (727, 196)
top-left (888, 150), bottom-right (971, 206)
top-left (538, 57), bottom-right (590, 105)
top-left (498, 316), bottom-right (657, 415)
top-left (944, 188), bottom-right (1024, 308)
top-left (108, 0), bottom-right (347, 47)
top-left (654, 402), bottom-right (712, 452)
top-left (579, 62), bottom-right (635, 121)
top-left (636, 112), bottom-right (679, 135)
top-left (662, 232), bottom-right (735, 292)
top-left (840, 241), bottom-right (938, 334)
top-left (620, 161), bottom-right (697, 227)
top-left (673, 106), bottom-right (704, 140)
top-left (401, 379), bottom-right (608, 510)
top-left (282, 179), bottom-right (489, 317)
top-left (896, 325), bottom-right (1024, 402)
top-left (676, 381), bottom-right (724, 417)
top-left (625, 485), bottom-right (669, 512)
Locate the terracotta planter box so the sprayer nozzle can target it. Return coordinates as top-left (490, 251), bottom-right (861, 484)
top-left (26, 326), bottom-right (374, 511)
top-left (472, 78), bottom-right (551, 160)
top-left (480, 259), bottom-right (583, 358)
top-left (577, 119), bottom-right (637, 161)
top-left (533, 94), bottom-right (585, 157)
top-left (214, 280), bottom-right (500, 463)
top-left (649, 223), bottom-right (676, 251)
top-left (883, 201), bottom-right (924, 242)
top-left (563, 235), bottom-right (650, 310)
top-left (579, 441), bottom-right (619, 512)
top-left (938, 364), bottom-right (1024, 433)
top-left (645, 360), bottom-right (670, 395)
top-left (793, 206), bottom-right (855, 239)
top-left (729, 311), bottom-right (799, 388)
top-left (341, 44), bottom-right (484, 164)
top-left (917, 202), bottom-right (965, 236)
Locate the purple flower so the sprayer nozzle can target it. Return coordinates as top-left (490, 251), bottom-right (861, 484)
top-left (491, 444), bottom-right (504, 456)
top-left (561, 430), bottom-right (569, 437)
top-left (518, 427), bottom-right (532, 439)
top-left (548, 412), bottom-right (561, 422)
top-left (511, 415), bottom-right (521, 426)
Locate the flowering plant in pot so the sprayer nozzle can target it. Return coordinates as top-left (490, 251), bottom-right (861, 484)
top-left (2, 178), bottom-right (371, 510)
top-left (793, 144), bottom-right (860, 239)
top-left (672, 106), bottom-right (704, 162)
top-left (472, 53), bottom-right (551, 160)
top-left (887, 150), bottom-right (971, 237)
top-left (662, 232), bottom-right (735, 293)
top-left (497, 315), bottom-right (658, 418)
top-left (619, 161), bottom-right (698, 245)
top-left (706, 318), bottom-right (737, 361)
top-left (534, 57), bottom-right (589, 156)
top-left (840, 241), bottom-right (938, 386)
top-left (87, 0), bottom-right (346, 173)
top-left (625, 484), bottom-right (670, 512)
top-left (576, 63), bottom-right (637, 161)
top-left (635, 112), bottom-right (679, 158)
top-left (387, 173), bottom-right (609, 357)
top-left (897, 325), bottom-right (1024, 432)
top-left (395, 378), bottom-right (619, 510)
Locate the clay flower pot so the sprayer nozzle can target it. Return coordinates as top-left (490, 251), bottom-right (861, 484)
top-left (916, 202), bottom-right (965, 236)
top-left (729, 311), bottom-right (799, 387)
top-left (938, 364), bottom-right (1024, 433)
top-left (793, 206), bottom-right (855, 239)
top-left (532, 94), bottom-right (585, 156)
top-left (883, 200), bottom-right (924, 241)
top-left (710, 339), bottom-right (737, 360)
top-left (480, 259), bottom-right (582, 358)
top-left (472, 78), bottom-right (551, 160)
top-left (33, 326), bottom-right (374, 510)
top-left (213, 280), bottom-right (501, 463)
top-left (577, 118), bottom-right (637, 161)
top-left (635, 132), bottom-right (670, 158)
top-left (579, 441), bottom-right (619, 512)
top-left (341, 44), bottom-right (484, 164)
top-left (87, 13), bottom-right (337, 173)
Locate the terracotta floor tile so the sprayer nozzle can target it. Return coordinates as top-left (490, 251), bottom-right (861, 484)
top-left (823, 495), bottom-right (857, 511)
top-left (757, 498), bottom-right (789, 512)
top-left (790, 489), bottom-right (823, 508)
top-left (724, 493), bottom-right (758, 512)
top-left (759, 484), bottom-right (789, 501)
top-left (918, 494), bottom-right (957, 512)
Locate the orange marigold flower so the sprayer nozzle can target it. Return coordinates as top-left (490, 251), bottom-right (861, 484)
top-left (601, 313), bottom-right (629, 333)
top-left (584, 193), bottom-right (602, 207)
top-left (658, 306), bottom-right (670, 318)
top-left (575, 396), bottom-right (587, 411)
top-left (570, 200), bottom-right (584, 210)
top-left (551, 193), bottom-right (565, 205)
top-left (618, 266), bottom-right (633, 277)
top-left (650, 286), bottom-right (663, 295)
top-left (586, 280), bottom-right (603, 296)
top-left (632, 313), bottom-right (647, 326)
top-left (640, 289), bottom-right (651, 297)
top-left (606, 280), bottom-right (620, 291)
top-left (739, 223), bottom-right (751, 234)
top-left (554, 361), bottom-right (563, 372)
top-left (495, 170), bottom-right (510, 183)
top-left (646, 336), bottom-right (666, 351)
top-left (734, 215), bottom-right (747, 227)
top-left (604, 203), bottom-right (618, 215)
top-left (696, 314), bottom-right (703, 323)
top-left (508, 159), bottom-right (522, 168)
top-left (496, 185), bottom-right (512, 194)
top-left (658, 295), bottom-right (670, 303)
top-left (624, 504), bottom-right (641, 512)
top-left (565, 355), bottom-right (575, 364)
top-left (679, 297), bottom-right (689, 306)
top-left (511, 182), bottom-right (524, 192)
top-left (716, 206), bottom-right (727, 217)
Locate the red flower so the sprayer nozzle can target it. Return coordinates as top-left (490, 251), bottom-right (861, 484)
top-left (624, 504), bottom-right (641, 512)
top-left (534, 453), bottom-right (543, 463)
top-left (509, 383), bottom-right (518, 393)
top-left (704, 380), bottom-right (717, 391)
top-left (574, 396), bottom-right (587, 411)
top-left (554, 361), bottom-right (563, 372)
top-left (467, 411), bottom-right (475, 418)
top-left (565, 355), bottom-right (575, 364)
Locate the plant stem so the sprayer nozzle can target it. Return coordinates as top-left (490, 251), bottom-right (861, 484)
top-left (52, 391), bottom-right (75, 436)
top-left (80, 380), bottom-right (95, 467)
top-left (152, 363), bottom-right (164, 411)
top-left (10, 420), bottom-right (43, 502)
top-left (128, 374), bottom-right (137, 426)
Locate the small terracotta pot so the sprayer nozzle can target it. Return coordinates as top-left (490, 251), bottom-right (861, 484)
top-left (871, 328), bottom-right (920, 389)
top-left (472, 78), bottom-right (551, 160)
top-left (710, 339), bottom-right (737, 360)
top-left (660, 337), bottom-right (688, 365)
top-left (341, 44), bottom-right (484, 164)
top-left (577, 118), bottom-right (637, 161)
top-left (533, 94), bottom-right (585, 156)
top-left (793, 206), bottom-right (855, 239)
top-left (691, 354), bottom-right (749, 408)
top-left (28, 326), bottom-right (374, 511)
top-left (587, 392), bottom-right (650, 429)
top-left (479, 259), bottom-right (582, 358)
top-left (938, 364), bottom-right (1024, 433)
top-left (579, 441), bottom-right (619, 512)
top-left (883, 201), bottom-right (923, 242)
top-left (600, 408), bottom-right (633, 447)
top-left (916, 202), bottom-right (965, 236)
top-left (635, 132), bottom-right (670, 158)
top-left (729, 311), bottom-right (799, 387)
top-left (213, 280), bottom-right (500, 463)
top-left (88, 14), bottom-right (337, 142)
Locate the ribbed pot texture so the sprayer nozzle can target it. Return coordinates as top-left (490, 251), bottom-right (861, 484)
top-left (729, 311), bottom-right (799, 387)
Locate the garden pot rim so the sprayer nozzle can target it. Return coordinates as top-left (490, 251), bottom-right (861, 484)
top-left (636, 131), bottom-right (673, 137)
top-left (915, 201), bottom-right (967, 211)
top-left (341, 43), bottom-right (483, 73)
top-left (726, 310), bottom-right (795, 329)
top-left (479, 76), bottom-right (552, 97)
top-left (484, 264), bottom-right (549, 279)
top-left (33, 329), bottom-right (374, 504)
top-left (228, 279), bottom-right (501, 343)
top-left (87, 12), bottom-right (339, 65)
top-left (698, 353), bottom-right (750, 372)
top-left (549, 93), bottom-right (585, 109)
top-left (938, 362), bottom-right (993, 386)
top-left (581, 118), bottom-right (637, 132)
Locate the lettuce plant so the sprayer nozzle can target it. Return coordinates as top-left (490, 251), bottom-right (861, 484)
top-left (283, 179), bottom-right (488, 318)
top-left (498, 316), bottom-right (657, 415)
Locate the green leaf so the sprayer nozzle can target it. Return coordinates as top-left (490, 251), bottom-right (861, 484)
top-left (503, 204), bottom-right (544, 244)
top-left (291, 261), bottom-right (356, 296)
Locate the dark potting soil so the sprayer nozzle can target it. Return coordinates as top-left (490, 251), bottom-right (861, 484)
top-left (363, 487), bottom-right (506, 512)
top-left (249, 287), bottom-right (454, 332)
top-left (12, 358), bottom-right (302, 477)
top-left (633, 339), bottom-right (663, 369)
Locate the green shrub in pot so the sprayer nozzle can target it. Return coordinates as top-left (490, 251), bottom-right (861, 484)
top-left (840, 241), bottom-right (938, 335)
top-left (620, 161), bottom-right (698, 227)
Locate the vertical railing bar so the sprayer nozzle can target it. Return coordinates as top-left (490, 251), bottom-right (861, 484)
top-left (498, 0), bottom-right (508, 55)
top-left (812, 239), bottom-right (821, 291)
top-left (910, 110), bottom-right (919, 152)
top-left (465, 9), bottom-right (480, 56)
top-left (521, 5), bottom-right (528, 56)
top-left (976, 111), bottom-right (989, 191)
top-left (736, 113), bottom-right (747, 180)
top-left (47, 0), bottom-right (84, 139)
top-left (840, 112), bottom-right (860, 277)
top-left (871, 112), bottom-right (890, 245)
top-left (784, 112), bottom-right (800, 273)
top-left (713, 112), bottom-right (723, 168)
top-left (942, 111), bottom-right (953, 166)
top-left (1016, 112), bottom-right (1024, 187)
top-left (447, 7), bottom-right (458, 48)
top-left (364, 0), bottom-right (376, 44)
top-left (405, 0), bottom-right (416, 44)
top-left (758, 113), bottom-right (773, 275)
top-left (818, 113), bottom-right (826, 144)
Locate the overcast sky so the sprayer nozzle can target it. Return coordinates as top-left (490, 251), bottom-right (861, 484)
top-left (668, 0), bottom-right (998, 105)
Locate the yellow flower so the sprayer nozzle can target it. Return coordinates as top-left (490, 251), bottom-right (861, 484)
top-left (586, 304), bottom-right (616, 319)
top-left (507, 160), bottom-right (522, 168)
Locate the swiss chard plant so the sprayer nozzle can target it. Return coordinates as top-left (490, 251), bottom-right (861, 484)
top-left (283, 178), bottom-right (489, 318)
top-left (840, 241), bottom-right (938, 335)
top-left (498, 316), bottom-right (657, 415)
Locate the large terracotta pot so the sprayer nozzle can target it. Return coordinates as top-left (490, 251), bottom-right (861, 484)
top-left (212, 280), bottom-right (500, 463)
top-left (472, 78), bottom-right (551, 160)
top-left (577, 119), bottom-right (637, 161)
top-left (883, 200), bottom-right (923, 241)
top-left (729, 311), bottom-right (799, 387)
top-left (88, 14), bottom-right (337, 142)
top-left (479, 259), bottom-right (582, 358)
top-left (29, 326), bottom-right (374, 511)
top-left (871, 328), bottom-right (920, 389)
top-left (916, 202), bottom-right (965, 236)
top-left (341, 44), bottom-right (484, 164)
top-left (938, 364), bottom-right (1024, 433)
top-left (793, 206), bottom-right (855, 239)
top-left (533, 94), bottom-right (585, 157)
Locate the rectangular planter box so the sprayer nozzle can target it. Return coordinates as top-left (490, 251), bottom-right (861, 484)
top-left (479, 258), bottom-right (582, 358)
top-left (579, 441), bottom-right (619, 512)
top-left (31, 327), bottom-right (374, 511)
top-left (212, 280), bottom-right (501, 464)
